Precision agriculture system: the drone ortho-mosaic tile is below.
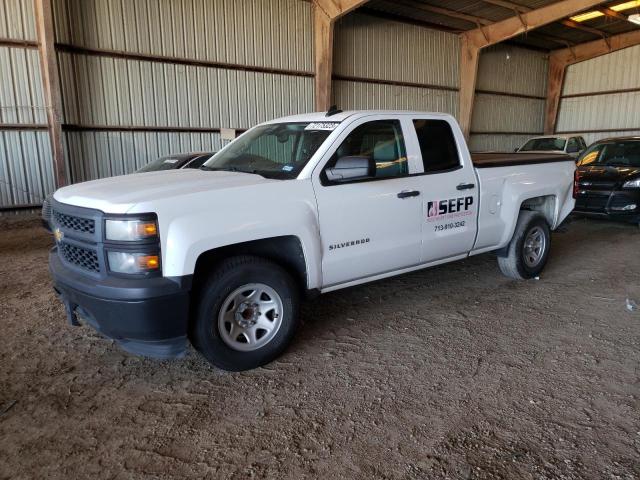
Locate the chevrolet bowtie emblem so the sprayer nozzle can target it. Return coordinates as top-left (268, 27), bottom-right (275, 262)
top-left (54, 228), bottom-right (64, 242)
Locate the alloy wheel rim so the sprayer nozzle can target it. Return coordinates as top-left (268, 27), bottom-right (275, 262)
top-left (217, 283), bottom-right (283, 352)
top-left (523, 226), bottom-right (546, 268)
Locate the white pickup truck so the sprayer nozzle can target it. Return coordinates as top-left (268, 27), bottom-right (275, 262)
top-left (47, 110), bottom-right (575, 371)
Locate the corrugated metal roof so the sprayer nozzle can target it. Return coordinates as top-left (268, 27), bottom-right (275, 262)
top-left (363, 1), bottom-right (640, 51)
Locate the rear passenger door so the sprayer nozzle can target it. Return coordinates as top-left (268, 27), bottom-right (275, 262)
top-left (409, 117), bottom-right (479, 263)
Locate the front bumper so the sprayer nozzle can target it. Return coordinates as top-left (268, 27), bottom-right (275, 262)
top-left (50, 249), bottom-right (191, 359)
top-left (574, 188), bottom-right (640, 223)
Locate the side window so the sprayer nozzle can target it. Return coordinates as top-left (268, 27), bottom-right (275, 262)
top-left (567, 137), bottom-right (579, 153)
top-left (185, 156), bottom-right (210, 169)
top-left (327, 120), bottom-right (408, 180)
top-left (413, 119), bottom-right (460, 173)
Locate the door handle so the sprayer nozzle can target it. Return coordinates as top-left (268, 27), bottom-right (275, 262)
top-left (456, 183), bottom-right (475, 190)
top-left (397, 190), bottom-right (420, 199)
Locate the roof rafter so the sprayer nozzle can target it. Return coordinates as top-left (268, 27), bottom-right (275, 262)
top-left (478, 0), bottom-right (611, 39)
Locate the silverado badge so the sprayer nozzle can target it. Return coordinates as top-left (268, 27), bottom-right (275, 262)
top-left (53, 227), bottom-right (64, 242)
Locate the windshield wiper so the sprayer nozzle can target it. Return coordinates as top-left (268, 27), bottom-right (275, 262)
top-left (200, 165), bottom-right (265, 177)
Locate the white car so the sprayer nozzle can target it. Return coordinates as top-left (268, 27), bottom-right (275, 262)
top-left (517, 135), bottom-right (587, 158)
top-left (47, 110), bottom-right (576, 371)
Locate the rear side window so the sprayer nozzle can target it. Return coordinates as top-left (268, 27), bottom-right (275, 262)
top-left (567, 137), bottom-right (579, 153)
top-left (413, 119), bottom-right (460, 173)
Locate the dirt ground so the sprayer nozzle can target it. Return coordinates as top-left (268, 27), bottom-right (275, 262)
top-left (0, 213), bottom-right (639, 479)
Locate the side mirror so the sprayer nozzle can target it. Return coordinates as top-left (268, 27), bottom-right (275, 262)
top-left (325, 156), bottom-right (374, 182)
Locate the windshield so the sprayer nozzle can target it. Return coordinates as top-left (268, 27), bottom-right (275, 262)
top-left (137, 156), bottom-right (184, 172)
top-left (577, 140), bottom-right (640, 167)
top-left (520, 137), bottom-right (567, 152)
top-left (202, 122), bottom-right (336, 179)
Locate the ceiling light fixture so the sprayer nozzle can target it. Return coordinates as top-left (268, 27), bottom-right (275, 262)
top-left (570, 10), bottom-right (604, 22)
top-left (629, 13), bottom-right (640, 24)
top-left (611, 0), bottom-right (640, 12)
top-left (570, 1), bottom-right (640, 22)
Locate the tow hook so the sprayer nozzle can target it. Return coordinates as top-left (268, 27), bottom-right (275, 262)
top-left (53, 286), bottom-right (80, 326)
top-left (64, 301), bottom-right (80, 326)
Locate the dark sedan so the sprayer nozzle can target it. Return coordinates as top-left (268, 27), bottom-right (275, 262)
top-left (136, 152), bottom-right (215, 172)
top-left (574, 137), bottom-right (640, 225)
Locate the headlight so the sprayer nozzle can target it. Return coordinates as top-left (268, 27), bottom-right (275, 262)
top-left (107, 251), bottom-right (160, 274)
top-left (105, 218), bottom-right (158, 241)
top-left (623, 178), bottom-right (640, 189)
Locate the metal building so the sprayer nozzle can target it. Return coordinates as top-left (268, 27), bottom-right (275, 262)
top-left (1, 0), bottom-right (640, 209)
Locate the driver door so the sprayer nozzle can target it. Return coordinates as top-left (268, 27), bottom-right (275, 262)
top-left (311, 116), bottom-right (424, 288)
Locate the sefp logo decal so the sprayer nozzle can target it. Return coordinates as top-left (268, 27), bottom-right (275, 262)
top-left (53, 227), bottom-right (64, 242)
top-left (427, 196), bottom-right (474, 221)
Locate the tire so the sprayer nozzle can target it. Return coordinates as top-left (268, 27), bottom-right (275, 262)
top-left (497, 211), bottom-right (551, 280)
top-left (191, 255), bottom-right (299, 371)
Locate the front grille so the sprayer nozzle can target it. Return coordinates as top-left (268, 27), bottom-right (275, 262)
top-left (59, 242), bottom-right (100, 273)
top-left (575, 191), bottom-right (611, 212)
top-left (53, 211), bottom-right (95, 234)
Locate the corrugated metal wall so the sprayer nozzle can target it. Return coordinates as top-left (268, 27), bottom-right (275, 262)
top-left (469, 44), bottom-right (548, 152)
top-left (52, 0), bottom-right (314, 184)
top-left (557, 44), bottom-right (640, 145)
top-left (0, 0), bottom-right (55, 208)
top-left (332, 14), bottom-right (459, 116)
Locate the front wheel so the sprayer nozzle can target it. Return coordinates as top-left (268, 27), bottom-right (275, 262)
top-left (497, 211), bottom-right (551, 280)
top-left (191, 256), bottom-right (299, 371)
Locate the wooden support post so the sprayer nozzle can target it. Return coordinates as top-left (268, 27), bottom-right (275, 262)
top-left (544, 56), bottom-right (566, 134)
top-left (314, 6), bottom-right (333, 112)
top-left (459, 37), bottom-right (480, 140)
top-left (313, 0), bottom-right (369, 112)
top-left (544, 29), bottom-right (640, 134)
top-left (34, 0), bottom-right (66, 188)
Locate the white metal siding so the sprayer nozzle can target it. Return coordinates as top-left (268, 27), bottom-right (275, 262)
top-left (0, 46), bottom-right (46, 124)
top-left (0, 0), bottom-right (37, 41)
top-left (53, 0), bottom-right (313, 72)
top-left (50, 0), bottom-right (315, 185)
top-left (0, 31), bottom-right (53, 207)
top-left (333, 14), bottom-right (459, 88)
top-left (563, 45), bottom-right (640, 95)
top-left (0, 130), bottom-right (54, 206)
top-left (64, 131), bottom-right (221, 182)
top-left (468, 134), bottom-right (533, 153)
top-left (57, 52), bottom-right (313, 129)
top-left (333, 14), bottom-right (460, 114)
top-left (334, 80), bottom-right (458, 117)
top-left (557, 45), bottom-right (640, 143)
top-left (557, 92), bottom-right (640, 132)
top-left (470, 45), bottom-right (548, 152)
top-left (476, 44), bottom-right (548, 97)
top-left (471, 93), bottom-right (545, 134)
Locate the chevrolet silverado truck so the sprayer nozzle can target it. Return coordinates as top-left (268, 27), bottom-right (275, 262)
top-left (47, 110), bottom-right (576, 371)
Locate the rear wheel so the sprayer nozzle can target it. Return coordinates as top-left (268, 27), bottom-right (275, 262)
top-left (191, 256), bottom-right (299, 371)
top-left (498, 211), bottom-right (551, 280)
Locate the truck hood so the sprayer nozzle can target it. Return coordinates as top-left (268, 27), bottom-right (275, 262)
top-left (53, 169), bottom-right (275, 213)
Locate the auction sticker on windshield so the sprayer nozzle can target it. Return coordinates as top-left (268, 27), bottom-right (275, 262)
top-left (305, 122), bottom-right (340, 131)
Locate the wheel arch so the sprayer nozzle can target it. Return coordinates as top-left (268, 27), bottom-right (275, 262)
top-left (519, 194), bottom-right (557, 228)
top-left (192, 235), bottom-right (310, 295)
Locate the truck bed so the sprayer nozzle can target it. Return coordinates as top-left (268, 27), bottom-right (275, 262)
top-left (472, 152), bottom-right (573, 168)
